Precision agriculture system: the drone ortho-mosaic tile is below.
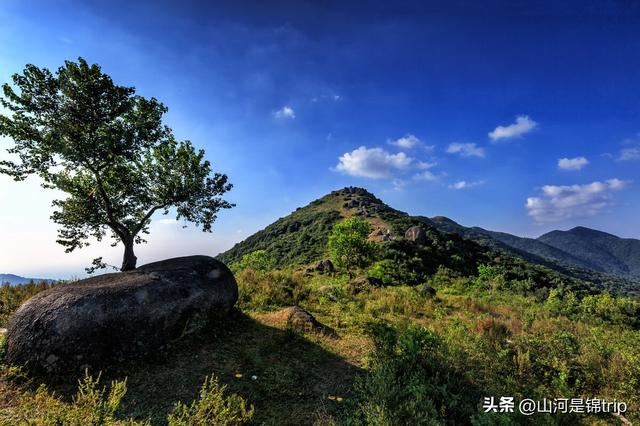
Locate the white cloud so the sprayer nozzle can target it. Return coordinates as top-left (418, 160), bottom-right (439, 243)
top-left (273, 105), bottom-right (295, 119)
top-left (416, 161), bottom-right (437, 170)
top-left (156, 218), bottom-right (177, 225)
top-left (392, 178), bottom-right (407, 191)
top-left (619, 147), bottom-right (640, 161)
top-left (335, 146), bottom-right (414, 179)
top-left (558, 156), bottom-right (589, 170)
top-left (449, 180), bottom-right (484, 190)
top-left (413, 170), bottom-right (439, 181)
top-left (388, 134), bottom-right (421, 149)
top-left (446, 142), bottom-right (485, 158)
top-left (525, 178), bottom-right (630, 223)
top-left (489, 115), bottom-right (537, 141)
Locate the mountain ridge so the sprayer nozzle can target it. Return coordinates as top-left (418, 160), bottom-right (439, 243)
top-left (0, 274), bottom-right (56, 286)
top-left (217, 186), bottom-right (638, 295)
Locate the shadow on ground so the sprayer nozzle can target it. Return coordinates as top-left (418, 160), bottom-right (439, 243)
top-left (47, 309), bottom-right (362, 425)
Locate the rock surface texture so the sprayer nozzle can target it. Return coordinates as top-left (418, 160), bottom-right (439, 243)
top-left (5, 255), bottom-right (237, 375)
top-left (405, 226), bottom-right (427, 245)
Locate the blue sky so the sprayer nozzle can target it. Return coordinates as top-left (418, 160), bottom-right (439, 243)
top-left (1, 0), bottom-right (639, 278)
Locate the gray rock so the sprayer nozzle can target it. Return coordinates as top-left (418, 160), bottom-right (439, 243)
top-left (343, 199), bottom-right (359, 209)
top-left (277, 306), bottom-right (324, 332)
top-left (420, 285), bottom-right (437, 297)
top-left (5, 255), bottom-right (237, 375)
top-left (348, 276), bottom-right (383, 294)
top-left (314, 259), bottom-right (335, 273)
top-left (405, 226), bottom-right (427, 245)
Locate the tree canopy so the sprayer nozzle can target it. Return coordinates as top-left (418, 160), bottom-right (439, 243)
top-left (0, 58), bottom-right (233, 271)
top-left (328, 216), bottom-right (374, 273)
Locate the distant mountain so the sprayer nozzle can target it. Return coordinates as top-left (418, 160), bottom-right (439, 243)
top-left (538, 227), bottom-right (640, 280)
top-left (422, 217), bottom-right (640, 294)
top-left (0, 274), bottom-right (55, 286)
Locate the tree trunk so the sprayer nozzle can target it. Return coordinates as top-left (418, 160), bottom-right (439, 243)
top-left (121, 238), bottom-right (137, 271)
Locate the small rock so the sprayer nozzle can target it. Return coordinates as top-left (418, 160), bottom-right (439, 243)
top-left (420, 285), bottom-right (437, 297)
top-left (277, 306), bottom-right (324, 332)
top-left (348, 276), bottom-right (382, 294)
top-left (314, 259), bottom-right (335, 273)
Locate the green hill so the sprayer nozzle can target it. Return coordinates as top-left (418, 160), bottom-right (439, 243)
top-left (218, 187), bottom-right (598, 296)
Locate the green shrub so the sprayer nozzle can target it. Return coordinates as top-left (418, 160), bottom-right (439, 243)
top-left (0, 372), bottom-right (145, 425)
top-left (579, 293), bottom-right (640, 328)
top-left (474, 264), bottom-right (507, 291)
top-left (167, 375), bottom-right (254, 426)
top-left (328, 217), bottom-right (375, 273)
top-left (1, 373), bottom-right (253, 426)
top-left (349, 324), bottom-right (477, 425)
top-left (367, 259), bottom-right (423, 286)
top-left (230, 250), bottom-right (275, 274)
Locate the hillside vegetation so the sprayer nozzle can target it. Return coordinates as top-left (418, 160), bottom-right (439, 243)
top-left (424, 217), bottom-right (640, 295)
top-left (2, 187), bottom-right (639, 425)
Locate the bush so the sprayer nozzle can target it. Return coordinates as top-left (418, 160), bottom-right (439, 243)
top-left (579, 293), bottom-right (640, 328)
top-left (349, 324), bottom-right (478, 425)
top-left (328, 217), bottom-right (375, 273)
top-left (0, 372), bottom-right (143, 425)
top-left (167, 375), bottom-right (254, 426)
top-left (474, 264), bottom-right (507, 291)
top-left (367, 259), bottom-right (423, 287)
top-left (0, 372), bottom-right (253, 426)
top-left (230, 250), bottom-right (275, 274)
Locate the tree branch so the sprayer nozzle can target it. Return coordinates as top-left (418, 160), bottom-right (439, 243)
top-left (86, 162), bottom-right (128, 239)
top-left (133, 203), bottom-right (168, 236)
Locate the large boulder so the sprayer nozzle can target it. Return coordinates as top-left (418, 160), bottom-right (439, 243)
top-left (5, 255), bottom-right (237, 375)
top-left (405, 226), bottom-right (427, 245)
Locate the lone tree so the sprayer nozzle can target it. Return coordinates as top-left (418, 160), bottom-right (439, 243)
top-left (328, 216), bottom-right (374, 275)
top-left (0, 58), bottom-right (233, 271)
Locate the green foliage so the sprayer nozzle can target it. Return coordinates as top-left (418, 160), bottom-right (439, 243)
top-left (579, 293), bottom-right (640, 328)
top-left (475, 264), bottom-right (507, 290)
top-left (236, 269), bottom-right (309, 310)
top-left (0, 334), bottom-right (5, 365)
top-left (0, 58), bottom-right (233, 270)
top-left (1, 281), bottom-right (55, 327)
top-left (230, 250), bottom-right (275, 273)
top-left (349, 324), bottom-right (477, 425)
top-left (367, 259), bottom-right (423, 286)
top-left (167, 375), bottom-right (254, 426)
top-left (218, 209), bottom-right (342, 269)
top-left (1, 372), bottom-right (252, 426)
top-left (0, 372), bottom-right (145, 425)
top-left (328, 217), bottom-right (375, 272)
